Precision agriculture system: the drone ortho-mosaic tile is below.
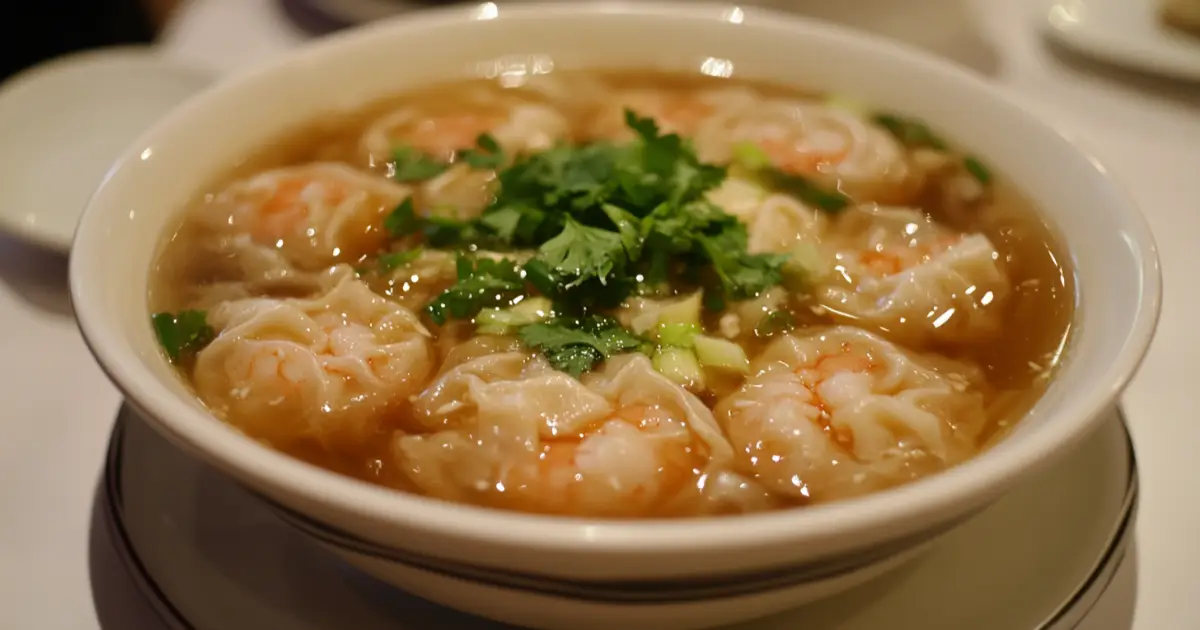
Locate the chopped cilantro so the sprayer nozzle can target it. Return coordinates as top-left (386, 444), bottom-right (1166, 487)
top-left (963, 156), bottom-right (992, 185)
top-left (391, 146), bottom-right (449, 182)
top-left (384, 198), bottom-right (421, 237)
top-left (151, 310), bottom-right (214, 363)
top-left (377, 248), bottom-right (423, 273)
top-left (600, 204), bottom-right (642, 259)
top-left (534, 217), bottom-right (628, 288)
top-left (388, 109), bottom-right (822, 376)
top-left (425, 256), bottom-right (525, 325)
top-left (518, 315), bottom-right (644, 377)
top-left (699, 231), bottom-right (790, 302)
top-left (458, 133), bottom-right (505, 170)
top-left (872, 113), bottom-right (948, 150)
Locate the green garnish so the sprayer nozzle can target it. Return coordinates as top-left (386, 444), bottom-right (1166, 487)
top-left (768, 172), bottom-right (852, 213)
top-left (391, 146), bottom-right (450, 182)
top-left (425, 256), bottom-right (525, 325)
top-left (151, 310), bottom-right (214, 363)
top-left (475, 297), bottom-right (554, 336)
top-left (755, 310), bottom-right (797, 338)
top-left (874, 112), bottom-right (992, 189)
top-left (393, 110), bottom-right (811, 376)
top-left (872, 113), bottom-right (948, 150)
top-left (383, 198), bottom-right (421, 237)
top-left (535, 217), bottom-right (628, 289)
top-left (390, 133), bottom-right (507, 183)
top-left (655, 322), bottom-right (700, 347)
top-left (458, 133), bottom-right (505, 170)
top-left (731, 141), bottom-right (772, 170)
top-left (692, 334), bottom-right (750, 374)
top-left (377, 248), bottom-right (424, 273)
top-left (729, 141), bottom-right (851, 214)
top-left (518, 315), bottom-right (644, 377)
top-left (963, 156), bottom-right (992, 185)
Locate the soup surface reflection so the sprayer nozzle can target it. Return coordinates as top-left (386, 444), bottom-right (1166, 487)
top-left (149, 71), bottom-right (1074, 518)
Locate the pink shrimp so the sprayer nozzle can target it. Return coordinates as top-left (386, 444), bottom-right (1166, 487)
top-left (211, 163), bottom-right (410, 271)
top-left (715, 327), bottom-right (986, 503)
top-left (855, 234), bottom-right (963, 277)
top-left (402, 112), bottom-right (506, 159)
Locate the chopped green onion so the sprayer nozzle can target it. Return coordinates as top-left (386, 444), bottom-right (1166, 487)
top-left (475, 297), bottom-right (554, 335)
top-left (963, 156), bottom-right (992, 185)
top-left (655, 322), bottom-right (700, 347)
top-left (692, 334), bottom-right (750, 374)
top-left (652, 346), bottom-right (705, 388)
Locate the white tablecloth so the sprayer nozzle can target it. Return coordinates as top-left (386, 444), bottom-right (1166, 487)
top-left (0, 0), bottom-right (1196, 628)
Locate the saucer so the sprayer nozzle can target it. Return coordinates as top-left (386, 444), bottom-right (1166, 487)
top-left (98, 404), bottom-right (1136, 629)
top-left (0, 47), bottom-right (213, 253)
top-left (1044, 0), bottom-right (1200, 81)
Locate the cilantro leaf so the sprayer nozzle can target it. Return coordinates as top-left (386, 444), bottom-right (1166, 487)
top-left (600, 204), bottom-right (642, 259)
top-left (391, 146), bottom-right (449, 182)
top-left (384, 198), bottom-right (421, 237)
top-left (699, 231), bottom-right (789, 303)
top-left (378, 248), bottom-right (423, 273)
top-left (535, 217), bottom-right (627, 288)
top-left (620, 109), bottom-right (725, 208)
top-left (479, 203), bottom-right (550, 245)
top-left (152, 310), bottom-right (214, 363)
top-left (872, 113), bottom-right (947, 151)
top-left (519, 315), bottom-right (643, 377)
top-left (459, 133), bottom-right (505, 170)
top-left (425, 256), bottom-right (525, 325)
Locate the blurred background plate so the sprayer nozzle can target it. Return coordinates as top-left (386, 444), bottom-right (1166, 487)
top-left (0, 47), bottom-right (212, 253)
top-left (1045, 0), bottom-right (1200, 81)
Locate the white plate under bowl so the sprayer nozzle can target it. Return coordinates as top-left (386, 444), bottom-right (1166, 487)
top-left (1045, 0), bottom-right (1200, 81)
top-left (0, 47), bottom-right (213, 253)
top-left (99, 404), bottom-right (1136, 630)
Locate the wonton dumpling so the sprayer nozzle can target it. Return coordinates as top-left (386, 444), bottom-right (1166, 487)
top-left (695, 100), bottom-right (924, 204)
top-left (359, 91), bottom-right (571, 218)
top-left (395, 352), bottom-right (758, 517)
top-left (586, 86), bottom-right (759, 141)
top-left (195, 163), bottom-right (410, 272)
top-left (714, 326), bottom-right (987, 503)
top-left (193, 269), bottom-right (433, 451)
top-left (706, 176), bottom-right (827, 255)
top-left (817, 205), bottom-right (1011, 347)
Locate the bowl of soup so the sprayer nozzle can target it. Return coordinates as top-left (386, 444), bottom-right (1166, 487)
top-left (70, 2), bottom-right (1160, 629)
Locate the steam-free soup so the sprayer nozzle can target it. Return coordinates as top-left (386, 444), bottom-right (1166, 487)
top-left (149, 71), bottom-right (1073, 518)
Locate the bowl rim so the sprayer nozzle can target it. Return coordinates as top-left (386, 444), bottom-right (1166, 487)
top-left (70, 0), bottom-right (1163, 556)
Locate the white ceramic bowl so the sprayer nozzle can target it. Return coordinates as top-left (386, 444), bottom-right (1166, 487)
top-left (70, 3), bottom-right (1162, 629)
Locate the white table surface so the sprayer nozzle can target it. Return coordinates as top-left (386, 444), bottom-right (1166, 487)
top-left (0, 0), bottom-right (1195, 628)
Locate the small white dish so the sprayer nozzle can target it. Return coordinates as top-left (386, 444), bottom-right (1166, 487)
top-left (1045, 0), bottom-right (1200, 81)
top-left (0, 46), bottom-right (213, 253)
top-left (100, 403), bottom-right (1136, 630)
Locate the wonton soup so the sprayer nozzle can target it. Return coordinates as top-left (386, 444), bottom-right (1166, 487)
top-left (148, 71), bottom-right (1073, 519)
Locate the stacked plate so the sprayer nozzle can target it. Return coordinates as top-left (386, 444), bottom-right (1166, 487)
top-left (96, 404), bottom-right (1136, 630)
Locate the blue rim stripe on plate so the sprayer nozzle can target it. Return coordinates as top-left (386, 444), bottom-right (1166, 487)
top-left (260, 491), bottom-right (964, 603)
top-left (101, 404), bottom-right (1138, 627)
